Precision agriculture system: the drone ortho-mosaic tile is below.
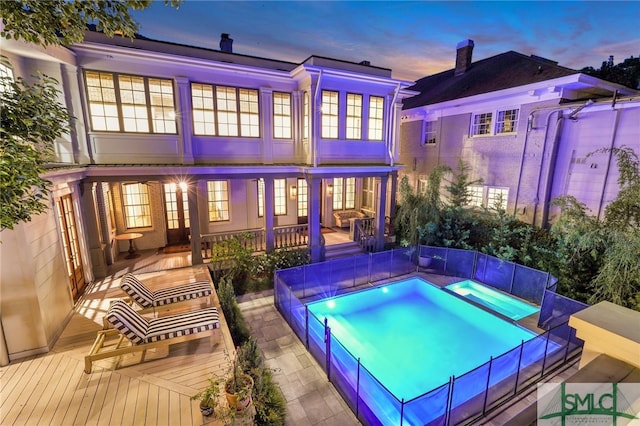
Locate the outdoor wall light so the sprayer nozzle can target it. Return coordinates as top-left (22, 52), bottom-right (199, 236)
top-left (327, 184), bottom-right (333, 195)
top-left (289, 185), bottom-right (297, 199)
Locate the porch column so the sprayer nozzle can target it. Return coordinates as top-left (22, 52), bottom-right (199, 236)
top-left (375, 175), bottom-right (388, 251)
top-left (264, 177), bottom-right (275, 251)
top-left (308, 177), bottom-right (322, 262)
top-left (388, 171), bottom-right (398, 221)
top-left (188, 182), bottom-right (202, 264)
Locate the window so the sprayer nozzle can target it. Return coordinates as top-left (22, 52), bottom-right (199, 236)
top-left (362, 177), bottom-right (375, 210)
top-left (216, 86), bottom-right (238, 136)
top-left (119, 75), bottom-right (149, 132)
top-left (85, 71), bottom-right (120, 131)
top-left (191, 83), bottom-right (259, 137)
top-left (417, 176), bottom-right (429, 195)
top-left (257, 179), bottom-right (264, 217)
top-left (368, 96), bottom-right (384, 141)
top-left (258, 179), bottom-right (287, 216)
top-left (346, 93), bottom-right (362, 139)
top-left (297, 178), bottom-right (308, 217)
top-left (466, 185), bottom-right (509, 210)
top-left (424, 121), bottom-right (437, 145)
top-left (0, 59), bottom-right (14, 92)
top-left (207, 180), bottom-right (230, 222)
top-left (273, 92), bottom-right (292, 139)
top-left (467, 185), bottom-right (484, 207)
top-left (321, 90), bottom-right (339, 138)
top-left (487, 187), bottom-right (509, 210)
top-left (333, 178), bottom-right (344, 210)
top-left (471, 112), bottom-right (492, 136)
top-left (274, 178), bottom-right (286, 216)
top-left (191, 83), bottom-right (215, 135)
top-left (303, 92), bottom-right (309, 139)
top-left (332, 177), bottom-right (356, 210)
top-left (149, 79), bottom-right (176, 133)
top-left (495, 108), bottom-right (519, 134)
top-left (85, 71), bottom-right (176, 133)
top-left (122, 183), bottom-right (152, 228)
top-left (239, 88), bottom-right (259, 137)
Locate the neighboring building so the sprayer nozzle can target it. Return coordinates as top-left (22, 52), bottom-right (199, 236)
top-left (0, 31), bottom-right (416, 362)
top-left (399, 40), bottom-right (640, 227)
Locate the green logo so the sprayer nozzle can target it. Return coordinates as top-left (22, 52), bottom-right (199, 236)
top-left (538, 383), bottom-right (640, 425)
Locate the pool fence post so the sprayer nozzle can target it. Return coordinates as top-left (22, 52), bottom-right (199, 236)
top-left (288, 286), bottom-right (292, 322)
top-left (509, 263), bottom-right (516, 294)
top-left (303, 264), bottom-right (306, 298)
top-left (368, 253), bottom-right (372, 283)
top-left (471, 250), bottom-right (478, 278)
top-left (324, 318), bottom-right (331, 381)
top-left (564, 326), bottom-right (574, 363)
top-left (399, 398), bottom-right (404, 426)
top-left (445, 375), bottom-right (454, 426)
top-left (540, 329), bottom-right (551, 377)
top-left (352, 256), bottom-right (356, 288)
top-left (514, 340), bottom-right (525, 395)
top-left (305, 306), bottom-right (309, 348)
top-left (482, 356), bottom-right (493, 415)
top-left (356, 358), bottom-right (361, 418)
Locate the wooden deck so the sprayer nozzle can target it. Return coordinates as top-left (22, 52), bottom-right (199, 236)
top-left (1, 256), bottom-right (237, 426)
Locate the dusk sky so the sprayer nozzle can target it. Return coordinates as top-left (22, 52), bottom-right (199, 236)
top-left (132, 1), bottom-right (640, 82)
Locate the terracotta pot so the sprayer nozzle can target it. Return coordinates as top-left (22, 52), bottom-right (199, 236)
top-left (224, 374), bottom-right (254, 411)
top-left (199, 402), bottom-right (214, 417)
top-left (419, 256), bottom-right (433, 268)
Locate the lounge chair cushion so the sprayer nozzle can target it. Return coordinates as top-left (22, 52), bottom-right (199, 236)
top-left (106, 300), bottom-right (220, 345)
top-left (120, 273), bottom-right (213, 309)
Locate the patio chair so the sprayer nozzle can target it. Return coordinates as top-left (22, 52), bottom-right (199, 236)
top-left (120, 272), bottom-right (213, 311)
top-left (85, 299), bottom-right (220, 373)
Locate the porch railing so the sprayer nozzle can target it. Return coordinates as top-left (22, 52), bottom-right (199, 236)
top-left (201, 224), bottom-right (311, 258)
top-left (353, 217), bottom-right (376, 252)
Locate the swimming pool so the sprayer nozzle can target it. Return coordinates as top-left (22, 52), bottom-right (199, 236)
top-left (446, 280), bottom-right (539, 320)
top-left (306, 277), bottom-right (552, 424)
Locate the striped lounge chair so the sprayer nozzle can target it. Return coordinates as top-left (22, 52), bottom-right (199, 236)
top-left (120, 272), bottom-right (214, 311)
top-left (85, 299), bottom-right (220, 373)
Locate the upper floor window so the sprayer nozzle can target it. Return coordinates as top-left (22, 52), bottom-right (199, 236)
top-left (424, 120), bottom-right (437, 145)
top-left (0, 59), bottom-right (15, 92)
top-left (368, 96), bottom-right (384, 141)
top-left (321, 90), bottom-right (339, 138)
top-left (85, 71), bottom-right (176, 133)
top-left (495, 108), bottom-right (519, 134)
top-left (471, 112), bottom-right (492, 136)
top-left (191, 83), bottom-right (259, 137)
top-left (346, 93), bottom-right (362, 139)
top-left (207, 180), bottom-right (230, 222)
top-left (122, 183), bottom-right (152, 228)
top-left (273, 92), bottom-right (292, 139)
top-left (303, 92), bottom-right (309, 140)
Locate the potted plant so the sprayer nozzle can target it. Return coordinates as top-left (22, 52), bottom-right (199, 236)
top-left (224, 351), bottom-right (254, 411)
top-left (191, 376), bottom-right (222, 417)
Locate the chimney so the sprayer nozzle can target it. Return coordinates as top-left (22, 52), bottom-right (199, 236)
top-left (455, 39), bottom-right (474, 76)
top-left (220, 33), bottom-right (233, 53)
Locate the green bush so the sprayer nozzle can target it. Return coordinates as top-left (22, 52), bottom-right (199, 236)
top-left (217, 277), bottom-right (251, 346)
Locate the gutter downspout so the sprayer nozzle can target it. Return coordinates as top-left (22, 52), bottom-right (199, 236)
top-left (312, 70), bottom-right (323, 168)
top-left (533, 110), bottom-right (564, 226)
top-left (387, 83), bottom-right (401, 167)
top-left (596, 108), bottom-right (621, 220)
top-left (513, 112), bottom-right (535, 216)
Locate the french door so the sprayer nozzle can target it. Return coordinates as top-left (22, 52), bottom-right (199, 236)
top-left (56, 195), bottom-right (85, 301)
top-left (163, 182), bottom-right (190, 245)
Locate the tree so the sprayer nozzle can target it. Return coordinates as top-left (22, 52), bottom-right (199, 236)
top-left (1, 0), bottom-right (181, 47)
top-left (581, 55), bottom-right (640, 90)
top-left (0, 74), bottom-right (70, 231)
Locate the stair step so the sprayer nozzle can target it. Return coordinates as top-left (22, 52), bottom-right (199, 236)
top-left (325, 242), bottom-right (367, 260)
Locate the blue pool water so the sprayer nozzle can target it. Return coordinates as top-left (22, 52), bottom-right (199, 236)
top-left (446, 280), bottom-right (539, 320)
top-left (307, 278), bottom-right (542, 402)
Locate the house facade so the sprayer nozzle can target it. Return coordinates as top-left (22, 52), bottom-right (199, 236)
top-left (399, 40), bottom-right (640, 227)
top-left (0, 31), bottom-right (416, 362)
